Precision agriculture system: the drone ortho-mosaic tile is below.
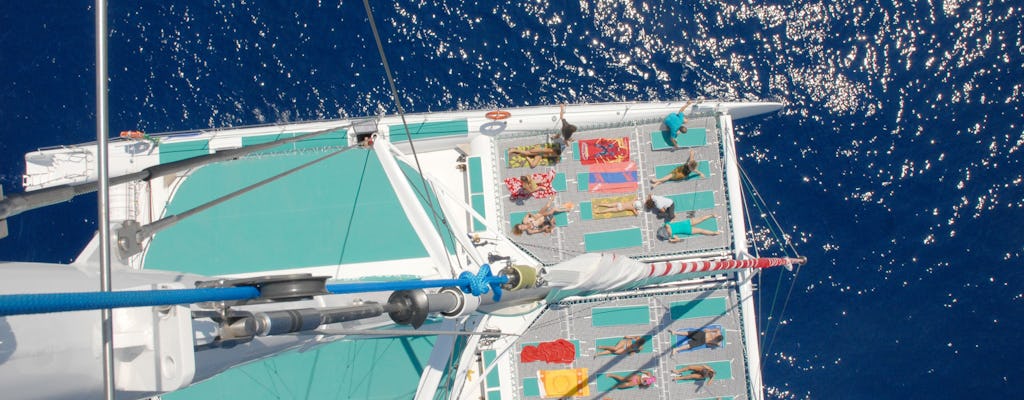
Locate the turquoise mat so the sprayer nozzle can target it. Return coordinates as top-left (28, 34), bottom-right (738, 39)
top-left (571, 141), bottom-right (581, 160)
top-left (468, 157), bottom-right (484, 193)
top-left (388, 119), bottom-right (468, 141)
top-left (592, 305), bottom-right (650, 327)
top-left (584, 228), bottom-right (643, 252)
top-left (576, 172), bottom-right (589, 191)
top-left (487, 389), bottom-right (502, 400)
top-left (471, 194), bottom-right (487, 232)
top-left (669, 297), bottom-right (728, 320)
top-left (596, 371), bottom-right (645, 391)
top-left (552, 173), bottom-right (567, 192)
top-left (522, 377), bottom-right (540, 397)
top-left (595, 335), bottom-right (654, 355)
top-left (484, 349), bottom-right (501, 388)
top-left (673, 360), bottom-right (733, 381)
top-left (159, 139), bottom-right (210, 164)
top-left (509, 210), bottom-right (569, 228)
top-left (653, 160), bottom-right (711, 180)
top-left (667, 218), bottom-right (718, 239)
top-left (651, 128), bottom-right (707, 150)
top-left (665, 191), bottom-right (716, 211)
top-left (579, 202), bottom-right (593, 221)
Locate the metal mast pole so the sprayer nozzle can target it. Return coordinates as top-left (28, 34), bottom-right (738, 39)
top-left (94, 0), bottom-right (115, 398)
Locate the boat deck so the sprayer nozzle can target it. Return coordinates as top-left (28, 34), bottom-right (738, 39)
top-left (491, 285), bottom-right (750, 400)
top-left (496, 116), bottom-right (732, 265)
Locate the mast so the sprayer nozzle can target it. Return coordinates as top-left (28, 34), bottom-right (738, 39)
top-left (93, 0), bottom-right (115, 398)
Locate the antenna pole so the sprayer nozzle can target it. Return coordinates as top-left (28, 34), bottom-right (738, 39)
top-left (94, 0), bottom-right (115, 398)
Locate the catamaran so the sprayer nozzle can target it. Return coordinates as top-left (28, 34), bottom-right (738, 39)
top-left (0, 99), bottom-right (803, 400)
top-left (0, 4), bottom-right (804, 400)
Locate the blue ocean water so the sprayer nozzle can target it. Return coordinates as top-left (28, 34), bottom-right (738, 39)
top-left (1, 1), bottom-right (1022, 398)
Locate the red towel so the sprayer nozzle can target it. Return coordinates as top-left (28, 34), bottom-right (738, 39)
top-left (520, 339), bottom-right (576, 364)
top-left (504, 170), bottom-right (556, 201)
top-left (579, 137), bottom-right (630, 165)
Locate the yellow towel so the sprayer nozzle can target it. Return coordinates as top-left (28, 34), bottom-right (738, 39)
top-left (591, 194), bottom-right (638, 219)
top-left (537, 368), bottom-right (590, 398)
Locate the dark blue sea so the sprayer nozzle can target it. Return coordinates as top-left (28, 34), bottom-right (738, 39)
top-left (2, 1), bottom-right (1021, 398)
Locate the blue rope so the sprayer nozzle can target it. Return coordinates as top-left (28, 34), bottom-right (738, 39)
top-left (0, 286), bottom-right (260, 317)
top-left (0, 266), bottom-right (509, 317)
top-left (326, 264), bottom-right (508, 301)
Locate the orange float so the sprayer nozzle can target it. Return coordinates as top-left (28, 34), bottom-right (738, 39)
top-left (485, 110), bottom-right (511, 120)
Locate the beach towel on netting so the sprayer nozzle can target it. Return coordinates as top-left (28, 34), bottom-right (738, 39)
top-left (587, 162), bottom-right (638, 193)
top-left (590, 194), bottom-right (639, 219)
top-left (578, 137), bottom-right (630, 165)
top-left (507, 143), bottom-right (561, 168)
top-left (504, 170), bottom-right (557, 201)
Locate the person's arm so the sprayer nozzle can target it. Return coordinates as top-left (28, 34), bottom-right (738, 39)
top-left (527, 156), bottom-right (540, 168)
top-left (559, 103), bottom-right (566, 120)
top-left (668, 236), bottom-right (681, 243)
top-left (671, 137), bottom-right (679, 147)
top-left (679, 99), bottom-right (695, 113)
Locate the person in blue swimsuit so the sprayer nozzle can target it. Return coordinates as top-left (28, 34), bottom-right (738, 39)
top-left (662, 214), bottom-right (720, 242)
top-left (664, 99), bottom-right (696, 147)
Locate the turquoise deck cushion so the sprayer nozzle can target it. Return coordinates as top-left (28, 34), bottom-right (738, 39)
top-left (664, 191), bottom-right (716, 212)
top-left (591, 305), bottom-right (650, 327)
top-left (522, 377), bottom-right (541, 397)
top-left (651, 128), bottom-right (707, 150)
top-left (669, 297), bottom-right (728, 320)
top-left (584, 228), bottom-right (643, 252)
top-left (159, 139), bottom-right (210, 163)
top-left (579, 201), bottom-right (593, 221)
top-left (388, 119), bottom-right (469, 141)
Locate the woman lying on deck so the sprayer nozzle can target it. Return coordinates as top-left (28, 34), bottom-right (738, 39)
top-left (595, 335), bottom-right (647, 356)
top-left (672, 364), bottom-right (715, 385)
top-left (659, 214), bottom-right (720, 242)
top-left (512, 199), bottom-right (574, 236)
top-left (606, 371), bottom-right (656, 389)
top-left (508, 143), bottom-right (563, 168)
top-left (671, 327), bottom-right (724, 354)
top-left (650, 149), bottom-right (705, 188)
top-left (593, 199), bottom-right (643, 217)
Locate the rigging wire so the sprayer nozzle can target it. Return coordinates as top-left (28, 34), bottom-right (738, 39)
top-left (735, 161), bottom-right (806, 360)
top-left (362, 0), bottom-right (457, 276)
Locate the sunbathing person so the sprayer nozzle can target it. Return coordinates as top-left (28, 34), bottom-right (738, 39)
top-left (672, 364), bottom-right (715, 385)
top-left (661, 214), bottom-right (720, 242)
top-left (511, 199), bottom-right (574, 236)
top-left (650, 149), bottom-right (705, 188)
top-left (593, 199), bottom-right (643, 217)
top-left (509, 143), bottom-right (563, 168)
top-left (595, 335), bottom-right (646, 356)
top-left (550, 103), bottom-right (579, 143)
top-left (606, 371), bottom-right (655, 389)
top-left (518, 175), bottom-right (543, 196)
top-left (644, 194), bottom-right (675, 221)
top-left (672, 327), bottom-right (724, 353)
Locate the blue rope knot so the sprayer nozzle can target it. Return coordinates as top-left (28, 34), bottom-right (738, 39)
top-left (458, 264), bottom-right (504, 302)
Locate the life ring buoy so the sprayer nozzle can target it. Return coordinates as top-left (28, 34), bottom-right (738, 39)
top-left (485, 110), bottom-right (511, 120)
